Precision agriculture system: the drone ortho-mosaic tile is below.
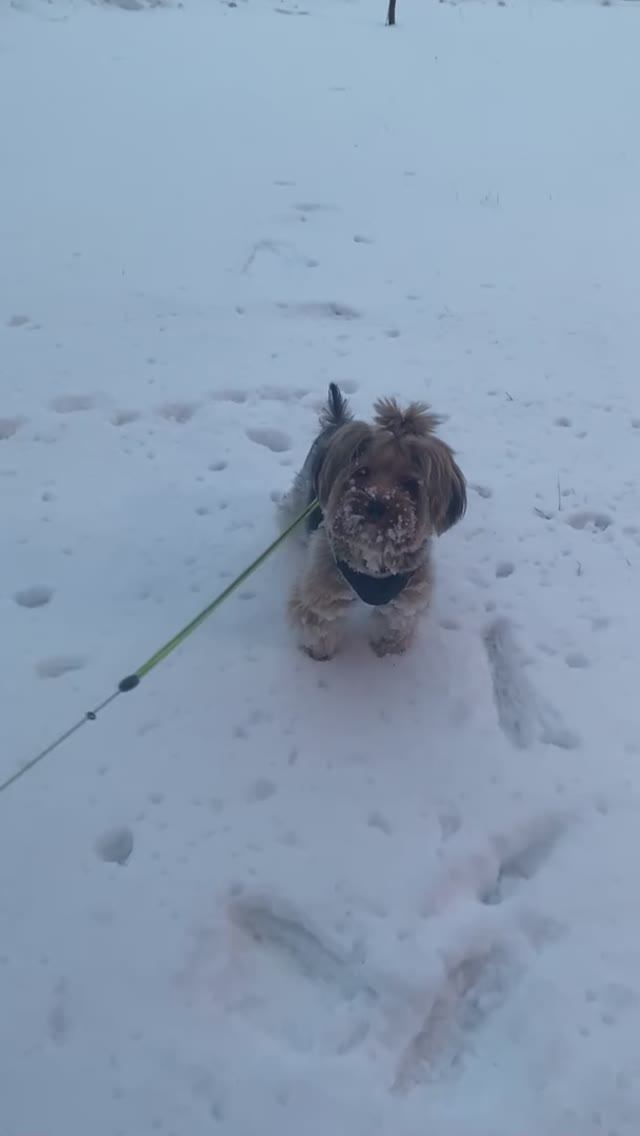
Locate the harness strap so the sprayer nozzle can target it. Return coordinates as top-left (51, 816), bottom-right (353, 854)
top-left (336, 559), bottom-right (413, 606)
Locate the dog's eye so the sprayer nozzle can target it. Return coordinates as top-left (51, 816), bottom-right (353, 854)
top-left (401, 477), bottom-right (420, 497)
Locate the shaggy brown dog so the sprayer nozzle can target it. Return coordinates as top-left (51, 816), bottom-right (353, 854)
top-left (280, 384), bottom-right (466, 659)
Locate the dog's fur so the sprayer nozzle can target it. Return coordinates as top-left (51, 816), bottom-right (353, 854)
top-left (280, 384), bottom-right (466, 659)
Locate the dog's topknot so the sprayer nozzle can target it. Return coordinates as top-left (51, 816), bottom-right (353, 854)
top-left (373, 397), bottom-right (442, 438)
top-left (320, 382), bottom-right (353, 429)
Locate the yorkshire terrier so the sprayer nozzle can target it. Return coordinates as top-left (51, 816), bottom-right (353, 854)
top-left (281, 384), bottom-right (466, 659)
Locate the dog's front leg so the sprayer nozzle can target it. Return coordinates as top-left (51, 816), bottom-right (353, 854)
top-left (289, 596), bottom-right (349, 660)
top-left (369, 563), bottom-right (433, 657)
top-left (288, 530), bottom-right (353, 660)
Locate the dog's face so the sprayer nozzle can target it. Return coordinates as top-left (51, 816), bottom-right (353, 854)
top-left (317, 399), bottom-right (466, 575)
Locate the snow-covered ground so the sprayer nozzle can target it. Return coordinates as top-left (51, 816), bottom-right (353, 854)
top-left (2, 0), bottom-right (640, 1131)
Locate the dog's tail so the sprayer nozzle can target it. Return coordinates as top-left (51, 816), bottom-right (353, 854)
top-left (320, 382), bottom-right (352, 430)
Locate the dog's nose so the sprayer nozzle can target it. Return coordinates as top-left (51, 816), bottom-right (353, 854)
top-left (366, 498), bottom-right (387, 520)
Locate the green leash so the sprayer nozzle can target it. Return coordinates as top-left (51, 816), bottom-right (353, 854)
top-left (1, 499), bottom-right (318, 797)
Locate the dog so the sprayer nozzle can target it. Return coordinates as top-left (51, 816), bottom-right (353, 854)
top-left (281, 384), bottom-right (466, 660)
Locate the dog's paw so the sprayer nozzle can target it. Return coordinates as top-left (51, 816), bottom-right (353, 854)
top-left (370, 635), bottom-right (409, 658)
top-left (293, 607), bottom-right (344, 661)
top-left (302, 645), bottom-right (336, 662)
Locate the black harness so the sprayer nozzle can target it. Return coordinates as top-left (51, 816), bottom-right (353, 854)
top-left (335, 560), bottom-right (413, 607)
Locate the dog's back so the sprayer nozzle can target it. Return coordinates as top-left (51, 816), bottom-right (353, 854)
top-left (279, 383), bottom-right (351, 534)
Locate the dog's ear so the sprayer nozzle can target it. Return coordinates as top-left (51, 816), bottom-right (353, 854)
top-left (374, 397), bottom-right (442, 438)
top-left (316, 421), bottom-right (372, 506)
top-left (420, 436), bottom-right (467, 535)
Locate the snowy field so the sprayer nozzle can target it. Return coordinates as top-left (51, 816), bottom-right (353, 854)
top-left (2, 0), bottom-right (640, 1132)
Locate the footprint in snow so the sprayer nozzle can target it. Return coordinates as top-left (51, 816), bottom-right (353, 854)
top-left (110, 409), bottom-right (142, 427)
top-left (50, 394), bottom-right (95, 414)
top-left (483, 617), bottom-right (579, 751)
top-left (257, 384), bottom-right (311, 403)
top-left (470, 483), bottom-right (493, 499)
top-left (495, 561), bottom-right (515, 579)
top-left (48, 979), bottom-right (71, 1043)
top-left (0, 416), bottom-right (26, 440)
top-left (566, 511), bottom-right (612, 533)
top-left (278, 300), bottom-right (361, 321)
top-left (209, 389), bottom-right (248, 405)
top-left (294, 202), bottom-right (337, 214)
top-left (35, 655), bottom-right (86, 679)
top-left (96, 826), bottom-right (134, 866)
top-left (14, 585), bottom-right (53, 608)
top-left (393, 812), bottom-right (569, 1091)
top-left (246, 777), bottom-right (278, 802)
top-left (246, 427), bottom-right (292, 453)
top-left (157, 400), bottom-right (199, 424)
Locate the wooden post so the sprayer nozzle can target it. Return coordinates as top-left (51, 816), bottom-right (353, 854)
top-left (387, 0), bottom-right (397, 25)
